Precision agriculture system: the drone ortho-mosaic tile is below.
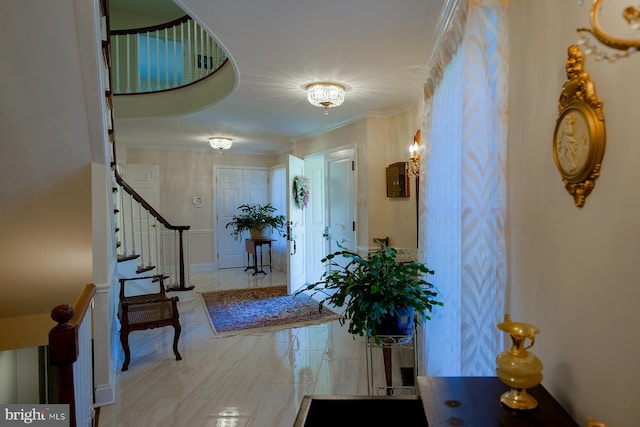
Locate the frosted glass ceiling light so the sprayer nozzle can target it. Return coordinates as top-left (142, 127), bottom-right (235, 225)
top-left (209, 137), bottom-right (233, 150)
top-left (306, 82), bottom-right (346, 115)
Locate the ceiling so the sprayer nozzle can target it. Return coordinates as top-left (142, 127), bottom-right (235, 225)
top-left (111, 0), bottom-right (454, 155)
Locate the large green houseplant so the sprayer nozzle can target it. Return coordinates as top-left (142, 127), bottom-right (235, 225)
top-left (296, 240), bottom-right (443, 343)
top-left (225, 203), bottom-right (287, 241)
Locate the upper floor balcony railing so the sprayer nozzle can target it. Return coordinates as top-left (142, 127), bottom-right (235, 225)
top-left (111, 16), bottom-right (227, 94)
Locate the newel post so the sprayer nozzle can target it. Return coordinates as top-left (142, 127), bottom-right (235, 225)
top-left (48, 304), bottom-right (78, 427)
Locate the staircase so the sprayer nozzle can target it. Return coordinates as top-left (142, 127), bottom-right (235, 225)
top-left (98, 0), bottom-right (194, 300)
top-left (111, 169), bottom-right (194, 299)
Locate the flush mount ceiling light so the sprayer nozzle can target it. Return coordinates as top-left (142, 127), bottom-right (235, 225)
top-left (208, 137), bottom-right (232, 150)
top-left (305, 82), bottom-right (346, 115)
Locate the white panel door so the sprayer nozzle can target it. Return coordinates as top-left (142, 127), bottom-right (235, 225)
top-left (216, 168), bottom-right (244, 269)
top-left (215, 167), bottom-right (268, 269)
top-left (326, 150), bottom-right (356, 269)
top-left (304, 155), bottom-right (326, 285)
top-left (288, 154), bottom-right (306, 294)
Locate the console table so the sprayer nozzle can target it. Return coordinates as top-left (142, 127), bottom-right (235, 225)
top-left (294, 377), bottom-right (580, 426)
top-left (244, 238), bottom-right (273, 276)
top-left (418, 376), bottom-right (580, 426)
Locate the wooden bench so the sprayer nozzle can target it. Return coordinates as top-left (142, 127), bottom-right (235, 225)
top-left (118, 276), bottom-right (182, 371)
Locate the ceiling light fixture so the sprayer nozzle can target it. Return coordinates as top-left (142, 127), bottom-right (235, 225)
top-left (306, 82), bottom-right (346, 115)
top-left (208, 137), bottom-right (233, 150)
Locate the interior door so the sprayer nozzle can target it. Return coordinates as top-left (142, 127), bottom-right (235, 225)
top-left (326, 149), bottom-right (356, 268)
top-left (287, 154), bottom-right (306, 294)
top-left (215, 167), bottom-right (268, 268)
top-left (304, 155), bottom-right (326, 285)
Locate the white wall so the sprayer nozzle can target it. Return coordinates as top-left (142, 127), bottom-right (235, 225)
top-left (508, 2), bottom-right (640, 425)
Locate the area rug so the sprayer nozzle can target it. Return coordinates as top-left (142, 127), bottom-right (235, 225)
top-left (201, 286), bottom-right (339, 337)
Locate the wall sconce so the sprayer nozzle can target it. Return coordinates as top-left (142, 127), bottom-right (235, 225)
top-left (406, 130), bottom-right (421, 177)
top-left (577, 0), bottom-right (640, 62)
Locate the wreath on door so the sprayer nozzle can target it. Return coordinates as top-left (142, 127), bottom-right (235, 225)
top-left (293, 176), bottom-right (310, 209)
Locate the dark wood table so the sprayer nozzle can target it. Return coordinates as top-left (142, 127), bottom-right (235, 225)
top-left (244, 238), bottom-right (273, 276)
top-left (418, 376), bottom-right (580, 426)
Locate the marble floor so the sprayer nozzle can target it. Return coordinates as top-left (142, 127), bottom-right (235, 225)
top-left (98, 268), bottom-right (381, 427)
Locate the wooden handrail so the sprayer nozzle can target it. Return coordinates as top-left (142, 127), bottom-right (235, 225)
top-left (114, 170), bottom-right (189, 232)
top-left (110, 15), bottom-right (190, 36)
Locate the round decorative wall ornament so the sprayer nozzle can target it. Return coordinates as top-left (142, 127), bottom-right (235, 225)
top-left (293, 176), bottom-right (310, 209)
top-left (553, 45), bottom-right (605, 208)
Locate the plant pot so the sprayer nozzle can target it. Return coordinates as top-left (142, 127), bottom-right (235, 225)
top-left (249, 227), bottom-right (270, 240)
top-left (377, 307), bottom-right (415, 336)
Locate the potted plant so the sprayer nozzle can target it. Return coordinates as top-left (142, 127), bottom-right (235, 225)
top-left (225, 203), bottom-right (287, 241)
top-left (295, 240), bottom-right (443, 343)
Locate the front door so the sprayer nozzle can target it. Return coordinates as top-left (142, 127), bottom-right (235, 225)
top-left (287, 154), bottom-right (306, 294)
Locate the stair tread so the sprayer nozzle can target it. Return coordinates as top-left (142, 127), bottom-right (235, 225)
top-left (136, 265), bottom-right (155, 274)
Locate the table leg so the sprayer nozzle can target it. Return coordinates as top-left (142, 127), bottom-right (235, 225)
top-left (383, 347), bottom-right (392, 395)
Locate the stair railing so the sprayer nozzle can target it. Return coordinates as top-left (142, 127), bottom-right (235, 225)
top-left (110, 15), bottom-right (227, 94)
top-left (114, 170), bottom-right (192, 291)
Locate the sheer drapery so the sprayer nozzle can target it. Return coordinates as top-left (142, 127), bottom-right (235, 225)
top-left (419, 0), bottom-right (508, 376)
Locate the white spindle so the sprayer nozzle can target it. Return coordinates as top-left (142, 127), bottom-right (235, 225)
top-left (198, 24), bottom-right (203, 78)
top-left (164, 28), bottom-right (169, 89)
top-left (129, 194), bottom-right (137, 255)
top-left (126, 34), bottom-right (132, 93)
top-left (138, 202), bottom-right (145, 267)
top-left (120, 187), bottom-right (128, 256)
top-left (193, 22), bottom-right (198, 81)
top-left (188, 20), bottom-right (193, 84)
top-left (114, 36), bottom-right (121, 93)
top-left (146, 210), bottom-right (153, 268)
top-left (173, 25), bottom-right (178, 87)
top-left (180, 23), bottom-right (182, 84)
top-left (146, 33), bottom-right (151, 92)
top-left (154, 221), bottom-right (161, 277)
top-left (155, 30), bottom-right (161, 91)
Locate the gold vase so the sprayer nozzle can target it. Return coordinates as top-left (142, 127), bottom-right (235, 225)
top-left (495, 314), bottom-right (543, 410)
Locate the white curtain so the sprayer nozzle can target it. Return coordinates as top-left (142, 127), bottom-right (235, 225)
top-left (420, 0), bottom-right (509, 376)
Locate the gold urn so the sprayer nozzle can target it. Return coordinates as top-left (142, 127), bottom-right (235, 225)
top-left (495, 314), bottom-right (543, 410)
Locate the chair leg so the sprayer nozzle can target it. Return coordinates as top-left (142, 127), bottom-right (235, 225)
top-left (120, 330), bottom-right (131, 371)
top-left (172, 323), bottom-right (182, 361)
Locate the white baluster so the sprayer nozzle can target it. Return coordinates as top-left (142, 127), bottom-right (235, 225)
top-left (164, 28), bottom-right (169, 89)
top-left (138, 202), bottom-right (145, 267)
top-left (126, 34), bottom-right (132, 93)
top-left (129, 194), bottom-right (137, 256)
top-left (146, 210), bottom-right (153, 268)
top-left (173, 25), bottom-right (178, 87)
top-left (184, 20), bottom-right (193, 84)
top-left (114, 35), bottom-right (121, 93)
top-left (155, 30), bottom-right (161, 91)
top-left (119, 186), bottom-right (128, 256)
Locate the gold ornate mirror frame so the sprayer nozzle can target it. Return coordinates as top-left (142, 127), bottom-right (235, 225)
top-left (553, 45), bottom-right (606, 208)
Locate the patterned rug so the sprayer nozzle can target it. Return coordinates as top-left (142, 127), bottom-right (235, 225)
top-left (201, 286), bottom-right (339, 337)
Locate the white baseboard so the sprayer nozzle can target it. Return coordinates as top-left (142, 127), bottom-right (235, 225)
top-left (94, 383), bottom-right (115, 407)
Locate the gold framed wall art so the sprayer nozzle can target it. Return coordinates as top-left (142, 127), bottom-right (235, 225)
top-left (552, 45), bottom-right (605, 208)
